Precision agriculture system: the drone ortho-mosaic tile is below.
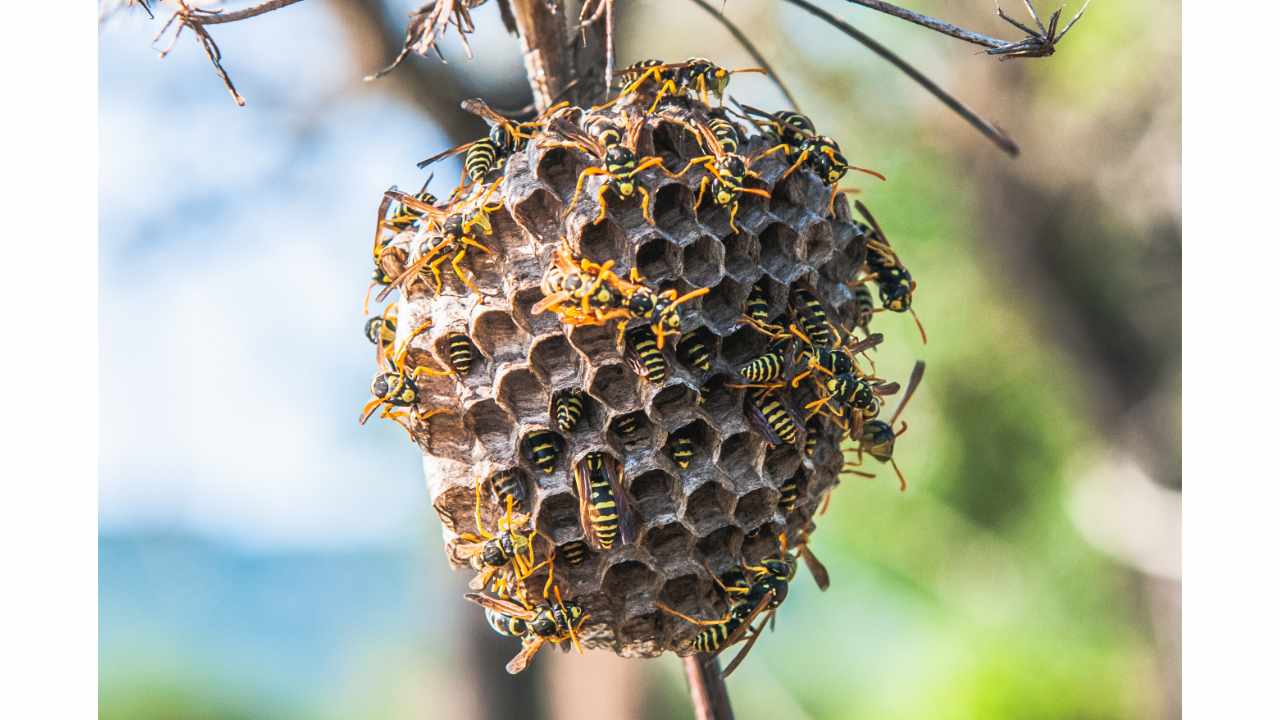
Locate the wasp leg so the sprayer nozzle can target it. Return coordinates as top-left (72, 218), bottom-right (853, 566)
top-left (638, 185), bottom-right (654, 225)
top-left (655, 602), bottom-right (734, 627)
top-left (565, 166), bottom-right (609, 221)
top-left (727, 199), bottom-right (741, 234)
top-left (450, 249), bottom-right (482, 294)
top-left (672, 155), bottom-right (714, 180)
top-left (426, 253), bottom-right (449, 294)
top-left (591, 182), bottom-right (612, 225)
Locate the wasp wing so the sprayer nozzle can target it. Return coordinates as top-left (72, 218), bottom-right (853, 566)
top-left (463, 592), bottom-right (536, 620)
top-left (798, 545), bottom-right (830, 591)
top-left (506, 636), bottom-right (546, 675)
top-left (417, 140), bottom-right (479, 170)
top-left (889, 360), bottom-right (926, 427)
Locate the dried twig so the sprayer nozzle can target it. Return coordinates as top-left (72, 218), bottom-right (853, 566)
top-left (780, 0), bottom-right (1020, 157)
top-left (686, 0), bottom-right (803, 113)
top-left (153, 0), bottom-right (308, 107)
top-left (365, 0), bottom-right (488, 81)
top-left (840, 0), bottom-right (1089, 59)
top-left (576, 0), bottom-right (615, 91)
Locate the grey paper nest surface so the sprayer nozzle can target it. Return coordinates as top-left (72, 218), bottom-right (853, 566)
top-left (381, 100), bottom-right (870, 658)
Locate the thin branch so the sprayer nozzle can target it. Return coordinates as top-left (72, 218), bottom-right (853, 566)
top-left (683, 655), bottom-right (735, 720)
top-left (780, 0), bottom-right (1020, 157)
top-left (183, 0), bottom-right (307, 25)
top-left (686, 0), bottom-right (803, 113)
top-left (152, 1), bottom-right (309, 106)
top-left (840, 0), bottom-right (1089, 59)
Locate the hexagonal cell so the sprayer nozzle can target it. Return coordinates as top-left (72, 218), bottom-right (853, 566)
top-left (618, 611), bottom-right (663, 655)
top-left (578, 218), bottom-right (626, 266)
top-left (471, 309), bottom-right (527, 364)
top-left (695, 524), bottom-right (743, 569)
top-left (635, 235), bottom-right (678, 281)
top-left (520, 429), bottom-right (565, 479)
top-left (495, 367), bottom-right (549, 423)
top-left (414, 410), bottom-right (471, 462)
top-left (717, 431), bottom-right (760, 472)
top-left (734, 487), bottom-right (777, 528)
top-left (741, 521), bottom-right (783, 562)
top-left (511, 286), bottom-right (563, 336)
top-left (652, 120), bottom-right (702, 165)
top-left (610, 411), bottom-right (654, 448)
top-left (721, 230), bottom-right (760, 280)
top-left (549, 387), bottom-right (600, 435)
top-left (658, 573), bottom-right (705, 615)
top-left (535, 146), bottom-right (585, 200)
top-left (806, 221), bottom-right (835, 266)
top-left (700, 278), bottom-right (749, 333)
top-left (769, 170), bottom-right (825, 213)
top-left (536, 490), bottom-right (582, 543)
top-left (644, 522), bottom-right (693, 565)
top-left (510, 186), bottom-right (563, 244)
top-left (649, 383), bottom-right (697, 427)
top-left (529, 334), bottom-right (581, 386)
top-left (652, 182), bottom-right (694, 228)
top-left (567, 322), bottom-right (619, 361)
top-left (681, 235), bottom-right (724, 287)
top-left (695, 374), bottom-right (742, 425)
top-left (759, 222), bottom-right (804, 282)
top-left (763, 445), bottom-right (802, 482)
top-left (485, 468), bottom-right (531, 513)
top-left (588, 362), bottom-right (639, 410)
top-left (663, 419), bottom-right (711, 471)
top-left (675, 326), bottom-right (717, 374)
top-left (684, 480), bottom-right (732, 526)
top-left (720, 325), bottom-right (769, 367)
top-left (629, 469), bottom-right (676, 518)
top-left (464, 398), bottom-right (516, 456)
top-left (602, 560), bottom-right (659, 602)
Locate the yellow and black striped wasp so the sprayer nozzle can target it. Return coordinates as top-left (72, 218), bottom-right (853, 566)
top-left (613, 58), bottom-right (767, 113)
top-left (523, 430), bottom-right (562, 475)
top-left (416, 98), bottom-right (567, 196)
top-left (358, 319), bottom-right (452, 437)
top-left (544, 112), bottom-right (669, 225)
top-left (573, 451), bottom-right (634, 551)
top-left (788, 325), bottom-right (884, 389)
top-left (454, 481), bottom-right (543, 595)
top-left (466, 587), bottom-right (588, 674)
top-left (533, 244), bottom-right (708, 350)
top-left (666, 116), bottom-right (773, 234)
top-left (625, 325), bottom-right (668, 384)
top-left (744, 386), bottom-right (799, 447)
top-left (550, 388), bottom-right (586, 433)
top-left (488, 468), bottom-right (529, 513)
top-left (376, 180), bottom-right (503, 300)
top-left (667, 428), bottom-right (695, 469)
top-left (364, 302), bottom-right (398, 366)
top-left (366, 179), bottom-right (438, 314)
top-left (854, 201), bottom-right (926, 344)
top-left (846, 360), bottom-right (925, 492)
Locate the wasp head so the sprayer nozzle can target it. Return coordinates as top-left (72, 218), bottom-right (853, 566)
top-left (860, 419), bottom-right (896, 461)
top-left (480, 540), bottom-right (508, 567)
top-left (364, 317), bottom-right (386, 345)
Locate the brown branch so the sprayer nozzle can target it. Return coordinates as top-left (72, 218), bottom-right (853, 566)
top-left (683, 655), bottom-right (735, 720)
top-left (509, 0), bottom-right (575, 112)
top-left (840, 0), bottom-right (1089, 59)
top-left (182, 0), bottom-right (307, 25)
top-left (779, 0), bottom-right (1020, 157)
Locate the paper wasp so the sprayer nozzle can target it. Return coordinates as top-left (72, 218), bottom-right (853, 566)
top-left (454, 482), bottom-right (543, 595)
top-left (743, 386), bottom-right (799, 447)
top-left (358, 319), bottom-right (452, 437)
top-left (855, 201), bottom-right (926, 344)
top-left (489, 468), bottom-right (529, 513)
top-left (612, 57), bottom-right (766, 112)
top-left (573, 451), bottom-right (634, 551)
top-left (551, 388), bottom-right (586, 433)
top-left (417, 98), bottom-right (567, 194)
top-left (375, 180), bottom-right (502, 300)
top-left (523, 430), bottom-right (562, 474)
top-left (625, 325), bottom-right (668, 384)
top-left (366, 180), bottom-right (438, 314)
top-left (532, 244), bottom-right (708, 349)
top-left (543, 112), bottom-right (669, 225)
top-left (788, 325), bottom-right (884, 389)
top-left (656, 112), bottom-right (771, 233)
top-left (466, 588), bottom-right (588, 674)
top-left (364, 302), bottom-right (398, 368)
top-left (846, 360), bottom-right (925, 491)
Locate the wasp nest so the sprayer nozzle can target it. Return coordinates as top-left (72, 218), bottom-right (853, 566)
top-left (362, 75), bottom-right (918, 664)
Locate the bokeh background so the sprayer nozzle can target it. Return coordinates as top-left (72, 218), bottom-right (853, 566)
top-left (99, 1), bottom-right (1180, 718)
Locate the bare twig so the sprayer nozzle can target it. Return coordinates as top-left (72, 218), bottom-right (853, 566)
top-left (840, 0), bottom-right (1088, 59)
top-left (683, 655), bottom-right (735, 720)
top-left (576, 0), bottom-right (615, 93)
top-left (686, 0), bottom-right (803, 113)
top-left (780, 0), bottom-right (1020, 157)
top-left (152, 0), bottom-right (308, 106)
top-left (509, 0), bottom-right (582, 111)
top-left (365, 0), bottom-right (491, 81)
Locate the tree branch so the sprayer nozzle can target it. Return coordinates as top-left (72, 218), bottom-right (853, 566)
top-left (181, 0), bottom-right (307, 25)
top-left (508, 0), bottom-right (575, 112)
top-left (779, 0), bottom-right (1020, 157)
top-left (840, 0), bottom-right (1089, 59)
top-left (683, 655), bottom-right (735, 720)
